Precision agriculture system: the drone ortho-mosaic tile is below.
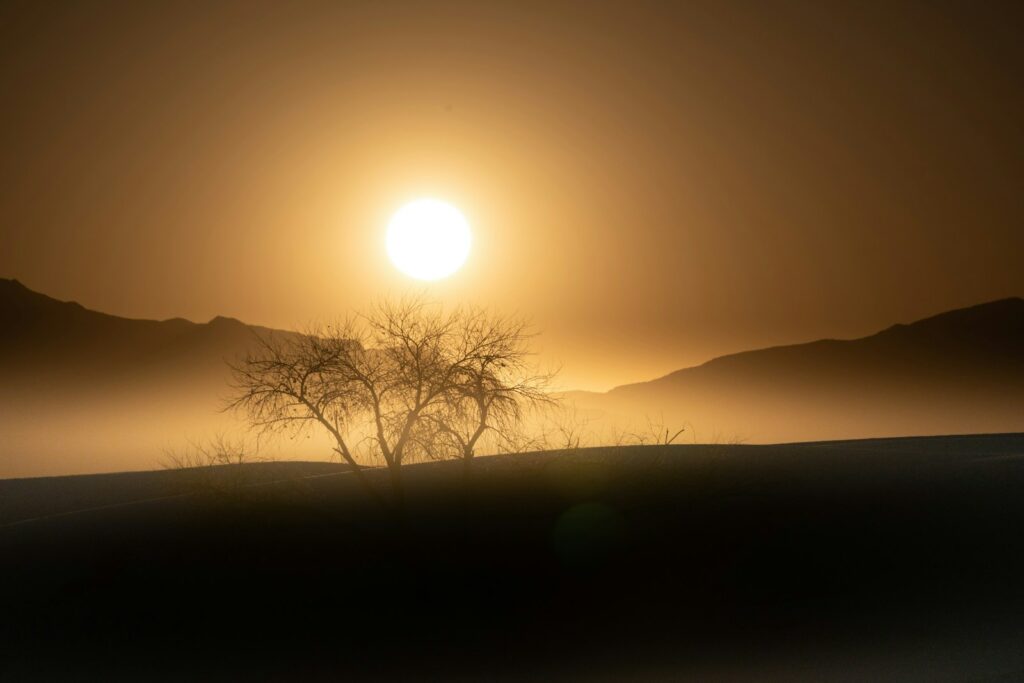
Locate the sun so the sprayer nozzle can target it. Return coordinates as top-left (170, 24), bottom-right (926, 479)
top-left (386, 199), bottom-right (472, 281)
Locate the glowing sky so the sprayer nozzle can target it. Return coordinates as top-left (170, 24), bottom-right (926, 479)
top-left (1, 1), bottom-right (1022, 389)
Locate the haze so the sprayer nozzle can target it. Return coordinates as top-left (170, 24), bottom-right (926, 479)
top-left (2, 1), bottom-right (1023, 390)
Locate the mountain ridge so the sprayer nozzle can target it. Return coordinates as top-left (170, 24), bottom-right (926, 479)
top-left (566, 296), bottom-right (1024, 444)
top-left (0, 276), bottom-right (289, 337)
top-left (605, 296), bottom-right (1024, 396)
top-left (0, 277), bottom-right (302, 381)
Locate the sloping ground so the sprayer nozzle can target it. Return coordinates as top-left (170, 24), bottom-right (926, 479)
top-left (0, 461), bottom-right (351, 526)
top-left (3, 435), bottom-right (1024, 680)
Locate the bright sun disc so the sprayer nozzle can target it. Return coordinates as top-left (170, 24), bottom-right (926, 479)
top-left (386, 199), bottom-right (471, 280)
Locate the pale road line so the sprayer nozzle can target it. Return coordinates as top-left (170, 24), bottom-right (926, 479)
top-left (0, 491), bottom-right (195, 529)
top-left (0, 466), bottom-right (381, 530)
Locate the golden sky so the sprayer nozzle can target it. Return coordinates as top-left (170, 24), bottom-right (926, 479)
top-left (1, 1), bottom-right (1022, 389)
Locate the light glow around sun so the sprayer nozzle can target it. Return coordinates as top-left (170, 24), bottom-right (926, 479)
top-left (386, 199), bottom-right (472, 281)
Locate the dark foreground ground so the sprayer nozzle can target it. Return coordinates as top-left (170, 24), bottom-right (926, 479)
top-left (3, 435), bottom-right (1024, 681)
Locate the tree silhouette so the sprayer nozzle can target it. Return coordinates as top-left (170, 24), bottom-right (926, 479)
top-left (228, 297), bottom-right (555, 505)
top-left (413, 307), bottom-right (554, 475)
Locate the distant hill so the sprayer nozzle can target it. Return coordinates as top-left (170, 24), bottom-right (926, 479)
top-left (0, 279), bottom-right (315, 477)
top-left (0, 277), bottom-right (296, 384)
top-left (569, 298), bottom-right (1024, 443)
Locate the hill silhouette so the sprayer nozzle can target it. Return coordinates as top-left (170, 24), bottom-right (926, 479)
top-left (0, 278), bottom-right (311, 477)
top-left (570, 297), bottom-right (1024, 443)
top-left (0, 277), bottom-right (298, 381)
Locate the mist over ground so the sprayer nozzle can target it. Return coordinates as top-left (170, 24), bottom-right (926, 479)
top-left (2, 278), bottom-right (1021, 477)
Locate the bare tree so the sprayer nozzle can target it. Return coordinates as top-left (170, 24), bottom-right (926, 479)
top-left (415, 308), bottom-right (555, 475)
top-left (627, 414), bottom-right (686, 446)
top-left (227, 324), bottom-right (381, 500)
top-left (540, 403), bottom-right (594, 452)
top-left (341, 298), bottom-right (464, 504)
top-left (161, 434), bottom-right (259, 498)
top-left (227, 297), bottom-right (556, 505)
